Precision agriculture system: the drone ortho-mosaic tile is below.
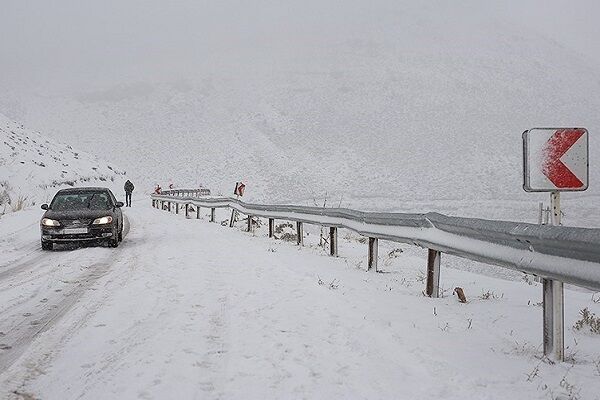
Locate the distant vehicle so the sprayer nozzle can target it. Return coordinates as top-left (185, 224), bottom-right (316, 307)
top-left (40, 187), bottom-right (124, 250)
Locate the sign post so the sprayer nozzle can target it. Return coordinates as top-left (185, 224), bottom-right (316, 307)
top-left (522, 127), bottom-right (589, 362)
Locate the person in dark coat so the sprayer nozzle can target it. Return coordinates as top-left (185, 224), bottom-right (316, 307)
top-left (124, 180), bottom-right (134, 207)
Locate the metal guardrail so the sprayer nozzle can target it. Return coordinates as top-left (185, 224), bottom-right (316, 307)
top-left (150, 190), bottom-right (600, 362)
top-left (159, 188), bottom-right (211, 197)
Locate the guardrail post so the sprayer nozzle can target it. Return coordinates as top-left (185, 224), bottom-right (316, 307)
top-left (329, 227), bottom-right (338, 257)
top-left (168, 202), bottom-right (172, 212)
top-left (210, 208), bottom-right (216, 223)
top-left (229, 208), bottom-right (236, 227)
top-left (185, 204), bottom-right (189, 218)
top-left (426, 249), bottom-right (441, 298)
top-left (543, 279), bottom-right (564, 362)
top-left (176, 203), bottom-right (179, 214)
top-left (368, 237), bottom-right (378, 272)
top-left (296, 222), bottom-right (304, 246)
top-left (196, 206), bottom-right (201, 219)
top-left (247, 215), bottom-right (253, 232)
top-left (268, 218), bottom-right (275, 238)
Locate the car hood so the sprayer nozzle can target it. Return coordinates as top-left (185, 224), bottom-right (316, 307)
top-left (43, 209), bottom-right (115, 220)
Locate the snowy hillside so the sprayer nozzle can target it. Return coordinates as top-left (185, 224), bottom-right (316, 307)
top-left (0, 114), bottom-right (126, 212)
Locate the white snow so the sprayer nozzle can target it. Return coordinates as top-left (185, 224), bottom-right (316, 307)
top-left (0, 113), bottom-right (126, 213)
top-left (1, 202), bottom-right (599, 399)
top-left (1, 1), bottom-right (600, 399)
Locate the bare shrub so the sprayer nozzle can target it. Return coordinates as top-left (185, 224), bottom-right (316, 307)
top-left (557, 375), bottom-right (581, 400)
top-left (478, 290), bottom-right (503, 300)
top-left (0, 181), bottom-right (11, 207)
top-left (10, 194), bottom-right (27, 212)
top-left (274, 222), bottom-right (294, 234)
top-left (383, 248), bottom-right (403, 266)
top-left (248, 216), bottom-right (262, 228)
top-left (275, 222), bottom-right (297, 242)
top-left (317, 276), bottom-right (339, 290)
top-left (522, 274), bottom-right (537, 286)
top-left (573, 308), bottom-right (600, 334)
top-left (525, 364), bottom-right (539, 382)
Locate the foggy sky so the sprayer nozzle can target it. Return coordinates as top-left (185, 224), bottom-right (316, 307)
top-left (1, 0), bottom-right (600, 94)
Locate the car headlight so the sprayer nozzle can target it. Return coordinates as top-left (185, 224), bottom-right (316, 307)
top-left (92, 216), bottom-right (113, 225)
top-left (41, 218), bottom-right (61, 227)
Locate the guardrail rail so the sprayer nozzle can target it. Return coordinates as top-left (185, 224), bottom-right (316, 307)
top-left (150, 190), bottom-right (600, 362)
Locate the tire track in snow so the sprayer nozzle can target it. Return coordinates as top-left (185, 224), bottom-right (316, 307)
top-left (0, 215), bottom-right (131, 372)
top-left (0, 259), bottom-right (115, 371)
top-left (195, 287), bottom-right (231, 397)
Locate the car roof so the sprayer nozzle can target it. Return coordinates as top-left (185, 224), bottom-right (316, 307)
top-left (56, 187), bottom-right (111, 194)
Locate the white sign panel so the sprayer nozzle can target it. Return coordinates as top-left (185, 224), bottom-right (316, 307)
top-left (523, 128), bottom-right (588, 192)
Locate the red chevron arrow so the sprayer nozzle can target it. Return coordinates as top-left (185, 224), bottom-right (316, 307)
top-left (542, 128), bottom-right (585, 188)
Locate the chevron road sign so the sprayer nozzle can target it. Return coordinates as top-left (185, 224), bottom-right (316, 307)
top-left (523, 128), bottom-right (589, 192)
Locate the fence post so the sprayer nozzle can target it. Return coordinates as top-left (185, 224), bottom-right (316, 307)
top-left (196, 206), bottom-right (201, 219)
top-left (543, 279), bottom-right (564, 361)
top-left (426, 249), bottom-right (441, 298)
top-left (368, 237), bottom-right (378, 272)
top-left (329, 227), bottom-right (338, 257)
top-left (296, 222), bottom-right (304, 246)
top-left (210, 208), bottom-right (216, 223)
top-left (268, 218), bottom-right (275, 238)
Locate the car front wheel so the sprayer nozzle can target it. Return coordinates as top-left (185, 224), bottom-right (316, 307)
top-left (109, 227), bottom-right (119, 248)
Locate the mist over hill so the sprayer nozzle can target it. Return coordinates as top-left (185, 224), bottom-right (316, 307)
top-left (1, 0), bottom-right (598, 222)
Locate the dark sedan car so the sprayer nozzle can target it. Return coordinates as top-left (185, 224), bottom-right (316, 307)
top-left (40, 187), bottom-right (124, 250)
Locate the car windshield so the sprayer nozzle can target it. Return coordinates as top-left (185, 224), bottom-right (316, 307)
top-left (50, 192), bottom-right (112, 211)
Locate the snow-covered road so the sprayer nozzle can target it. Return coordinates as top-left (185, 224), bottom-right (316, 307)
top-left (0, 212), bottom-right (130, 372)
top-left (1, 202), bottom-right (599, 399)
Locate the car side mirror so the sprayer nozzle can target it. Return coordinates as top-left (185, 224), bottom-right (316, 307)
top-left (41, 204), bottom-right (49, 210)
top-left (115, 201), bottom-right (124, 208)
